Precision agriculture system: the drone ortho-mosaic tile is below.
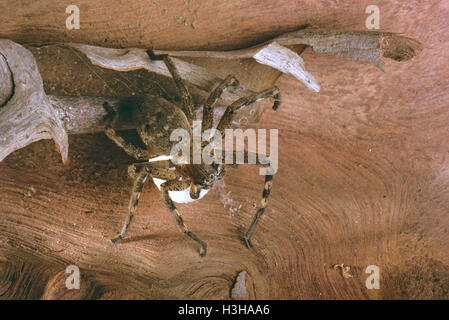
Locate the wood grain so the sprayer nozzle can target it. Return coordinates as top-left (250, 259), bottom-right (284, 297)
top-left (0, 0), bottom-right (448, 299)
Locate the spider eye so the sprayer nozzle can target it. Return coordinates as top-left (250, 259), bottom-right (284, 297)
top-left (145, 124), bottom-right (151, 131)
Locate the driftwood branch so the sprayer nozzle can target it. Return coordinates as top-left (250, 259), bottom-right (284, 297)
top-left (48, 95), bottom-right (123, 134)
top-left (153, 29), bottom-right (423, 71)
top-left (68, 40), bottom-right (321, 93)
top-left (0, 28), bottom-right (422, 163)
top-left (0, 39), bottom-right (68, 163)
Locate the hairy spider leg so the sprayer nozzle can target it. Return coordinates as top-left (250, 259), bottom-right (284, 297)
top-left (111, 161), bottom-right (176, 243)
top-left (127, 160), bottom-right (170, 179)
top-left (217, 86), bottom-right (281, 132)
top-left (102, 102), bottom-right (155, 160)
top-left (202, 75), bottom-right (240, 133)
top-left (217, 150), bottom-right (274, 250)
top-left (111, 170), bottom-right (149, 243)
top-left (113, 161), bottom-right (206, 257)
top-left (147, 50), bottom-right (195, 123)
top-left (244, 174), bottom-right (273, 250)
top-left (161, 179), bottom-right (208, 257)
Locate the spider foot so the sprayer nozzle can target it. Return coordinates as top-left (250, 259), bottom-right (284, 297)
top-left (199, 243), bottom-right (207, 257)
top-left (111, 234), bottom-right (124, 244)
top-left (184, 231), bottom-right (207, 257)
top-left (244, 237), bottom-right (254, 250)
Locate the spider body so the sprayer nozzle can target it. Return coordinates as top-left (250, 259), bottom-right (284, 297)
top-left (135, 97), bottom-right (227, 198)
top-left (134, 95), bottom-right (191, 155)
top-left (103, 50), bottom-right (280, 256)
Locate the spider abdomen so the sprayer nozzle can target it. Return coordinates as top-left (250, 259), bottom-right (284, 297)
top-left (134, 95), bottom-right (192, 156)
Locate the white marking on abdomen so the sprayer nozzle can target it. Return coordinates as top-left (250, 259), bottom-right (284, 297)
top-left (148, 155), bottom-right (172, 162)
top-left (152, 178), bottom-right (210, 204)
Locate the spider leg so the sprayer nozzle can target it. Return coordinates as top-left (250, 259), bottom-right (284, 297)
top-left (218, 149), bottom-right (274, 250)
top-left (102, 102), bottom-right (154, 161)
top-left (127, 160), bottom-right (171, 179)
top-left (160, 179), bottom-right (208, 257)
top-left (244, 174), bottom-right (273, 250)
top-left (147, 50), bottom-right (195, 123)
top-left (111, 169), bottom-right (149, 243)
top-left (104, 127), bottom-right (154, 160)
top-left (112, 161), bottom-right (177, 243)
top-left (218, 150), bottom-right (271, 166)
top-left (217, 87), bottom-right (281, 132)
top-left (202, 75), bottom-right (239, 133)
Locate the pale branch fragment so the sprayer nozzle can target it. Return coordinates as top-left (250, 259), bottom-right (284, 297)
top-left (253, 42), bottom-right (320, 92)
top-left (69, 29), bottom-right (422, 98)
top-left (154, 29), bottom-right (422, 72)
top-left (68, 41), bottom-right (320, 93)
top-left (48, 95), bottom-right (125, 134)
top-left (273, 29), bottom-right (423, 71)
top-left (0, 40), bottom-right (68, 163)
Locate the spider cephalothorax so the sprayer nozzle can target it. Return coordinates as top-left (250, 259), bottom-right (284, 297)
top-left (103, 50), bottom-right (280, 256)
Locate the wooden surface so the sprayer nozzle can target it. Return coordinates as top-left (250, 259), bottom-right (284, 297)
top-left (0, 0), bottom-right (448, 299)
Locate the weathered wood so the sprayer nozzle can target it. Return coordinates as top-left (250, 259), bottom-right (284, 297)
top-left (0, 40), bottom-right (68, 163)
top-left (48, 95), bottom-right (124, 134)
top-left (273, 29), bottom-right (423, 71)
top-left (155, 29), bottom-right (422, 72)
